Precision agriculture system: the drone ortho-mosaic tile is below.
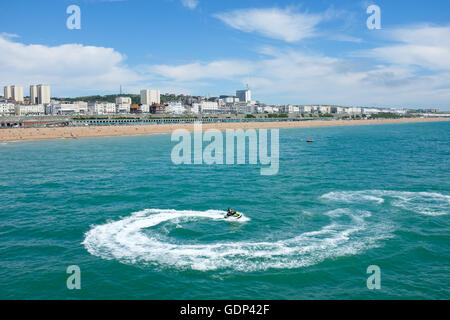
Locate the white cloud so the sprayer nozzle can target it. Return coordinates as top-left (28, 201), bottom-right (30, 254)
top-left (181, 0), bottom-right (199, 10)
top-left (360, 25), bottom-right (450, 71)
top-left (329, 34), bottom-right (363, 43)
top-left (149, 60), bottom-right (252, 81)
top-left (0, 36), bottom-right (141, 95)
top-left (214, 8), bottom-right (322, 42)
top-left (0, 32), bottom-right (19, 39)
top-left (145, 44), bottom-right (450, 108)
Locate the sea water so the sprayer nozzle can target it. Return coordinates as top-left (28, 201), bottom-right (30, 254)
top-left (0, 121), bottom-right (449, 299)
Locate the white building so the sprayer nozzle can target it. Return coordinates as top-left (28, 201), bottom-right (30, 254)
top-left (318, 106), bottom-right (332, 114)
top-left (236, 89), bottom-right (252, 103)
top-left (192, 102), bottom-right (218, 114)
top-left (222, 96), bottom-right (236, 104)
top-left (88, 102), bottom-right (116, 115)
top-left (140, 104), bottom-right (151, 113)
top-left (115, 97), bottom-right (131, 113)
top-left (116, 97), bottom-right (132, 105)
top-left (331, 107), bottom-right (346, 114)
top-left (191, 104), bottom-right (200, 114)
top-left (30, 85), bottom-right (38, 104)
top-left (283, 105), bottom-right (300, 113)
top-left (140, 89), bottom-right (160, 105)
top-left (51, 102), bottom-right (87, 115)
top-left (37, 85), bottom-right (51, 104)
top-left (11, 85), bottom-right (24, 102)
top-left (167, 102), bottom-right (185, 115)
top-left (300, 106), bottom-right (313, 114)
top-left (0, 103), bottom-right (15, 115)
top-left (77, 101), bottom-right (88, 114)
top-left (197, 101), bottom-right (219, 114)
top-left (236, 103), bottom-right (255, 114)
top-left (51, 103), bottom-right (78, 115)
top-left (15, 105), bottom-right (45, 116)
top-left (258, 106), bottom-right (276, 114)
top-left (345, 107), bottom-right (362, 114)
top-left (362, 108), bottom-right (382, 114)
top-left (47, 101), bottom-right (88, 115)
top-left (3, 86), bottom-right (12, 99)
top-left (390, 109), bottom-right (407, 115)
top-left (116, 103), bottom-right (131, 114)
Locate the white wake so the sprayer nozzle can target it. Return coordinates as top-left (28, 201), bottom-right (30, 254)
top-left (83, 208), bottom-right (389, 271)
top-left (321, 190), bottom-right (450, 216)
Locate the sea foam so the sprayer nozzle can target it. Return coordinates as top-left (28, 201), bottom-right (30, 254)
top-left (83, 208), bottom-right (388, 272)
top-left (321, 190), bottom-right (450, 216)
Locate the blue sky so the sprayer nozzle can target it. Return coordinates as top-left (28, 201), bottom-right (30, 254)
top-left (1, 0), bottom-right (450, 109)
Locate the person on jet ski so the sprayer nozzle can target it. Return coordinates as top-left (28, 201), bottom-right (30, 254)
top-left (226, 208), bottom-right (236, 217)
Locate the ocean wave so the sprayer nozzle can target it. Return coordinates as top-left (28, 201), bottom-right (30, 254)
top-left (83, 208), bottom-right (388, 272)
top-left (321, 190), bottom-right (450, 216)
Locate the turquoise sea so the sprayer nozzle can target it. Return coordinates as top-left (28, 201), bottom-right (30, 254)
top-left (0, 121), bottom-right (449, 299)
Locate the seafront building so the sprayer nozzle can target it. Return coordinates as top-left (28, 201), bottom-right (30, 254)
top-left (11, 86), bottom-right (24, 102)
top-left (49, 102), bottom-right (88, 115)
top-left (14, 104), bottom-right (45, 116)
top-left (116, 97), bottom-right (132, 105)
top-left (116, 103), bottom-right (131, 114)
top-left (140, 89), bottom-right (160, 105)
top-left (3, 84), bottom-right (50, 105)
top-left (4, 86), bottom-right (12, 100)
top-left (115, 97), bottom-right (132, 113)
top-left (236, 89), bottom-right (252, 103)
top-left (37, 85), bottom-right (51, 104)
top-left (194, 101), bottom-right (220, 114)
top-left (30, 85), bottom-right (38, 104)
top-left (88, 102), bottom-right (116, 115)
top-left (140, 104), bottom-right (151, 113)
top-left (166, 102), bottom-right (185, 115)
top-left (0, 102), bottom-right (15, 115)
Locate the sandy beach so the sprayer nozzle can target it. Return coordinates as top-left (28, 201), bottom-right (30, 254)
top-left (0, 118), bottom-right (448, 142)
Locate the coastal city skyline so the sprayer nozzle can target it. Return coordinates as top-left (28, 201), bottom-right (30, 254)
top-left (2, 82), bottom-right (444, 118)
top-left (1, 0), bottom-right (450, 109)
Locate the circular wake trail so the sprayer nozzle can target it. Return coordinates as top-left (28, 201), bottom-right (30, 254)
top-left (83, 208), bottom-right (387, 271)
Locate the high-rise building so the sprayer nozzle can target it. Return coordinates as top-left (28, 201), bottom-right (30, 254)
top-left (11, 85), bottom-right (24, 102)
top-left (30, 85), bottom-right (38, 104)
top-left (37, 84), bottom-right (51, 104)
top-left (140, 89), bottom-right (160, 105)
top-left (236, 89), bottom-right (251, 102)
top-left (3, 86), bottom-right (12, 99)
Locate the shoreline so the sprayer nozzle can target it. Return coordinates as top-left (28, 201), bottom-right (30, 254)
top-left (0, 118), bottom-right (448, 142)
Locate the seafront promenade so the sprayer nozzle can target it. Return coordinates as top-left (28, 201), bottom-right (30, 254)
top-left (0, 114), bottom-right (313, 129)
top-left (0, 117), bottom-right (448, 142)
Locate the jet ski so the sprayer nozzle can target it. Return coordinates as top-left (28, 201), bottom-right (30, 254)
top-left (224, 209), bottom-right (242, 219)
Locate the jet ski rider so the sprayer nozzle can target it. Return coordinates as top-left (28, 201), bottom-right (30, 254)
top-left (227, 208), bottom-right (236, 217)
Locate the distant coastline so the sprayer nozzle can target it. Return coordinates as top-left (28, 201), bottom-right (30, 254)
top-left (0, 118), bottom-right (448, 142)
